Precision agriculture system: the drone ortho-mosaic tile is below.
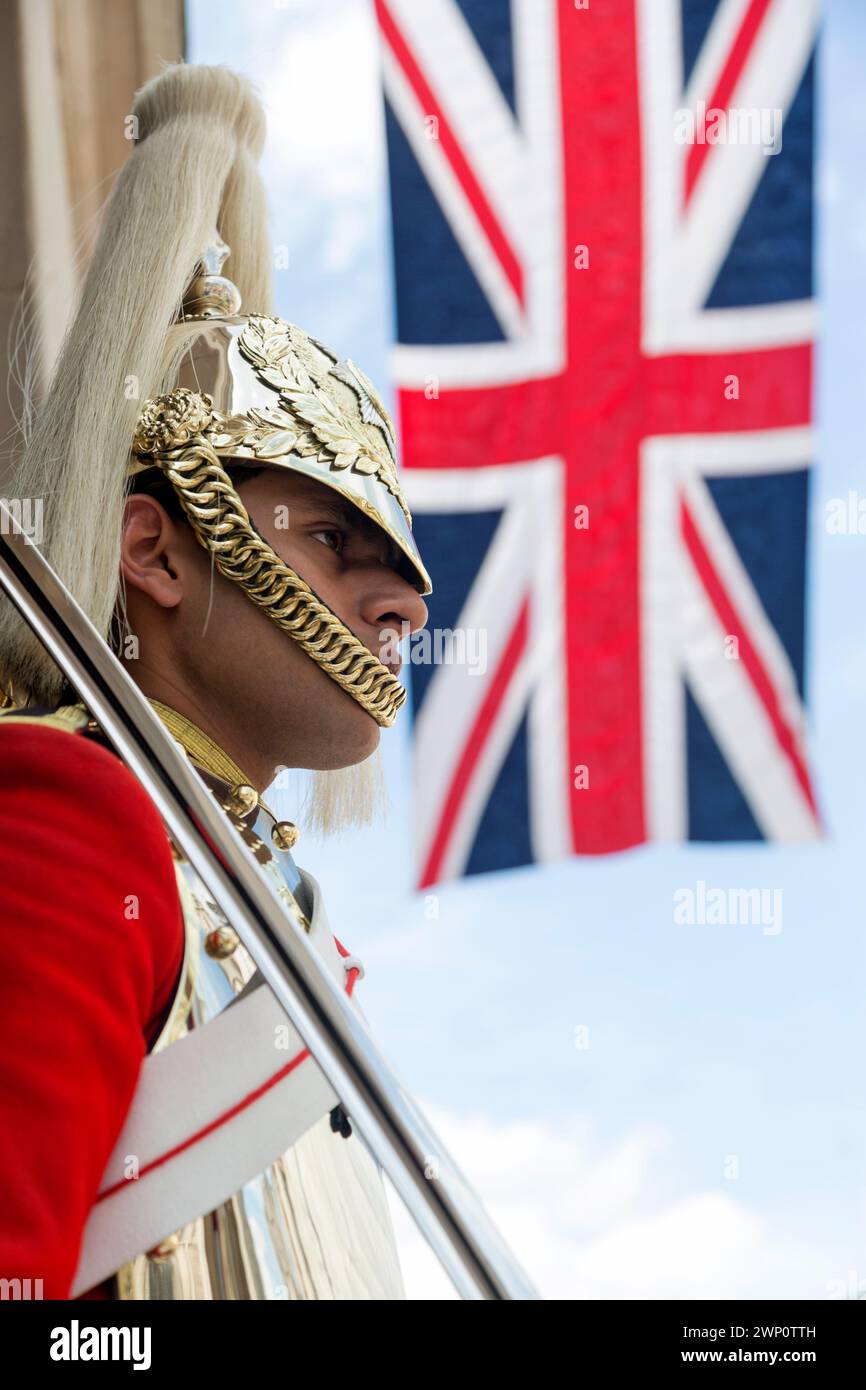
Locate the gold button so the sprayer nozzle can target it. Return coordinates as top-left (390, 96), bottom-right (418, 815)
top-left (205, 926), bottom-right (240, 959)
top-left (271, 820), bottom-right (299, 851)
top-left (225, 782), bottom-right (258, 816)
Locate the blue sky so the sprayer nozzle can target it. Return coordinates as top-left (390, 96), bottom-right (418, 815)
top-left (188, 0), bottom-right (866, 1298)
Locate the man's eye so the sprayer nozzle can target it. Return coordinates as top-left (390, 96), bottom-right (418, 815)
top-left (311, 528), bottom-right (345, 553)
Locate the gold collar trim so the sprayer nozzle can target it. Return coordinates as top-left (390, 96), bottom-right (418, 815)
top-left (57, 695), bottom-right (280, 822)
top-left (146, 700), bottom-right (291, 848)
top-left (147, 699), bottom-right (255, 791)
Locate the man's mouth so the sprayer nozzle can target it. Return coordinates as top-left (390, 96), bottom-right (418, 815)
top-left (373, 621), bottom-right (407, 677)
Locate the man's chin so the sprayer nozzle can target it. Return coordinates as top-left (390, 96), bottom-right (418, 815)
top-left (303, 714), bottom-right (381, 771)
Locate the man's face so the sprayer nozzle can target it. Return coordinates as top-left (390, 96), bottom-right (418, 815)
top-left (120, 467), bottom-right (428, 776)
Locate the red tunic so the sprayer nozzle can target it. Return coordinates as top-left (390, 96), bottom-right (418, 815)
top-left (0, 721), bottom-right (185, 1298)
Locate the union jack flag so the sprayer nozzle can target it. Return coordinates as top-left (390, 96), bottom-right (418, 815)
top-left (375, 0), bottom-right (820, 886)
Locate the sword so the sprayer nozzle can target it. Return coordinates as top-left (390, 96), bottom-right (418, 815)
top-left (0, 501), bottom-right (538, 1301)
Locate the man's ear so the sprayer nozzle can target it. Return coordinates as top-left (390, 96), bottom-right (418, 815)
top-left (120, 494), bottom-right (185, 609)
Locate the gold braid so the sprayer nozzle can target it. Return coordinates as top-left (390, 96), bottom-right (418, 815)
top-left (152, 440), bottom-right (406, 727)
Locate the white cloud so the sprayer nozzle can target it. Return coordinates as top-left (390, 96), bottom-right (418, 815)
top-left (257, 0), bottom-right (384, 203)
top-left (384, 1102), bottom-right (843, 1300)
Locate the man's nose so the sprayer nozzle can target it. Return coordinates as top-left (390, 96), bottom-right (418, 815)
top-left (360, 575), bottom-right (428, 638)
